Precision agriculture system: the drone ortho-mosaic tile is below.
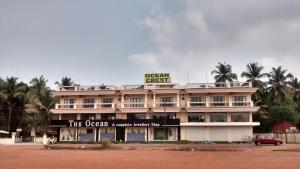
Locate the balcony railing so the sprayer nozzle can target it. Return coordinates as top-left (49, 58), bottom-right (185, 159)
top-left (186, 82), bottom-right (252, 89)
top-left (189, 102), bottom-right (206, 107)
top-left (55, 104), bottom-right (75, 109)
top-left (123, 103), bottom-right (145, 108)
top-left (121, 85), bottom-right (144, 90)
top-left (232, 101), bottom-right (252, 107)
top-left (56, 82), bottom-right (253, 91)
top-left (210, 102), bottom-right (230, 107)
top-left (58, 85), bottom-right (116, 91)
top-left (55, 101), bottom-right (253, 109)
top-left (155, 102), bottom-right (179, 108)
top-left (95, 103), bottom-right (115, 108)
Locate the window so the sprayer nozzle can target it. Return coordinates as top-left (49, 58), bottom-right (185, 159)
top-left (231, 113), bottom-right (249, 122)
top-left (211, 96), bottom-right (226, 106)
top-left (151, 113), bottom-right (176, 120)
top-left (63, 99), bottom-right (76, 108)
top-left (127, 113), bottom-right (146, 119)
top-left (80, 114), bottom-right (95, 120)
top-left (210, 113), bottom-right (227, 122)
top-left (101, 113), bottom-right (115, 120)
top-left (154, 128), bottom-right (173, 140)
top-left (83, 98), bottom-right (95, 108)
top-left (101, 98), bottom-right (113, 107)
top-left (129, 98), bottom-right (144, 107)
top-left (232, 96), bottom-right (248, 106)
top-left (188, 113), bottom-right (205, 122)
top-left (160, 97), bottom-right (174, 107)
top-left (190, 96), bottom-right (205, 106)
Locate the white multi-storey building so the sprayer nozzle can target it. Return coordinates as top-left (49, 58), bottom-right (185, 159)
top-left (50, 79), bottom-right (259, 143)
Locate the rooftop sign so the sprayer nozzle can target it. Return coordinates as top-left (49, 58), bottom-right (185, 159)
top-left (144, 73), bottom-right (171, 84)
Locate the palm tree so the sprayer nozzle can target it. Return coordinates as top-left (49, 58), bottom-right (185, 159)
top-left (0, 77), bottom-right (26, 133)
top-left (55, 76), bottom-right (74, 86)
top-left (241, 62), bottom-right (268, 88)
top-left (211, 62), bottom-right (237, 83)
top-left (289, 76), bottom-right (300, 111)
top-left (267, 66), bottom-right (293, 103)
top-left (26, 76), bottom-right (57, 134)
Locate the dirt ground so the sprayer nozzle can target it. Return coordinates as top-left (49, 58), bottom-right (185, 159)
top-left (1, 144), bottom-right (300, 169)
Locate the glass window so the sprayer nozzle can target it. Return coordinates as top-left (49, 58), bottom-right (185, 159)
top-left (190, 96), bottom-right (205, 106)
top-left (188, 113), bottom-right (205, 122)
top-left (232, 96), bottom-right (248, 106)
top-left (210, 113), bottom-right (227, 122)
top-left (231, 113), bottom-right (249, 122)
top-left (63, 99), bottom-right (76, 108)
top-left (129, 98), bottom-right (144, 107)
top-left (101, 98), bottom-right (113, 107)
top-left (154, 128), bottom-right (173, 140)
top-left (233, 96), bottom-right (246, 102)
top-left (83, 98), bottom-right (95, 108)
top-left (160, 97), bottom-right (174, 107)
top-left (151, 113), bottom-right (176, 120)
top-left (101, 113), bottom-right (115, 120)
top-left (127, 113), bottom-right (146, 119)
top-left (211, 96), bottom-right (225, 106)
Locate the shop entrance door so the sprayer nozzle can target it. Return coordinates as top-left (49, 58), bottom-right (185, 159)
top-left (116, 127), bottom-right (125, 142)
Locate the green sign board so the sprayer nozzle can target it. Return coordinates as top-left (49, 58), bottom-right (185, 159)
top-left (144, 73), bottom-right (171, 84)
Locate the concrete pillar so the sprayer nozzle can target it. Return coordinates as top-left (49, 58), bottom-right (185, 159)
top-left (77, 114), bottom-right (81, 120)
top-left (121, 94), bottom-right (124, 108)
top-left (42, 133), bottom-right (48, 145)
top-left (206, 96), bottom-right (210, 107)
top-left (249, 112), bottom-right (253, 122)
top-left (227, 112), bottom-right (231, 122)
top-left (144, 94), bottom-right (147, 108)
top-left (177, 93), bottom-right (180, 107)
top-left (11, 132), bottom-right (16, 144)
top-left (153, 93), bottom-right (156, 108)
top-left (228, 96), bottom-right (232, 107)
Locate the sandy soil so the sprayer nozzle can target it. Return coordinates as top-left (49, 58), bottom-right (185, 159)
top-left (1, 144), bottom-right (300, 169)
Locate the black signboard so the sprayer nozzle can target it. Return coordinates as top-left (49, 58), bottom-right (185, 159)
top-left (50, 119), bottom-right (180, 128)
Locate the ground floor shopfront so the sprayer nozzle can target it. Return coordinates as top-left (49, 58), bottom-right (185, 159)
top-left (52, 120), bottom-right (256, 143)
top-left (58, 127), bottom-right (179, 142)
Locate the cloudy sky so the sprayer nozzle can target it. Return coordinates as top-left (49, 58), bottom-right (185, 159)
top-left (1, 0), bottom-right (300, 88)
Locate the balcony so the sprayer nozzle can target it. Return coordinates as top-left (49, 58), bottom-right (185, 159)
top-left (232, 101), bottom-right (252, 107)
top-left (55, 103), bottom-right (114, 109)
top-left (188, 101), bottom-right (206, 107)
top-left (210, 102), bottom-right (230, 107)
top-left (57, 85), bottom-right (116, 91)
top-left (154, 102), bottom-right (179, 108)
top-left (186, 82), bottom-right (252, 89)
top-left (123, 103), bottom-right (145, 108)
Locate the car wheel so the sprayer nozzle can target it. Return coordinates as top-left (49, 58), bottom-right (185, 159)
top-left (255, 142), bottom-right (258, 146)
top-left (275, 142), bottom-right (278, 146)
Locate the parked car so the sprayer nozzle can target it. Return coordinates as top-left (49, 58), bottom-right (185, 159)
top-left (254, 135), bottom-right (283, 146)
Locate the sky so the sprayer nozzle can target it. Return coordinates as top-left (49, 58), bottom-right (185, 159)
top-left (1, 0), bottom-right (300, 89)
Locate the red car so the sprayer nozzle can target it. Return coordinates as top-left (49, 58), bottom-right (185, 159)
top-left (254, 135), bottom-right (283, 146)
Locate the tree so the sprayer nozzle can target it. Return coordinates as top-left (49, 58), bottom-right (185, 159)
top-left (211, 62), bottom-right (237, 83)
top-left (241, 62), bottom-right (267, 88)
top-left (55, 76), bottom-right (74, 86)
top-left (25, 76), bottom-right (57, 134)
top-left (289, 77), bottom-right (300, 111)
top-left (0, 77), bottom-right (26, 133)
top-left (267, 66), bottom-right (293, 104)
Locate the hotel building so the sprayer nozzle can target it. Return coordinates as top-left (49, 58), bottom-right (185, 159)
top-left (50, 76), bottom-right (260, 143)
